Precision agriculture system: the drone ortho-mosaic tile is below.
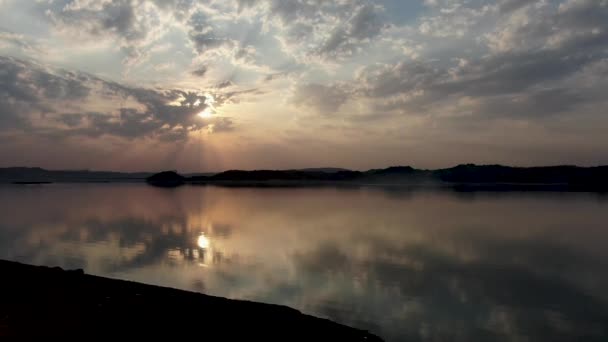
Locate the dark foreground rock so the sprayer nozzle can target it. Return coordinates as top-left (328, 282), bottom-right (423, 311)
top-left (0, 260), bottom-right (382, 340)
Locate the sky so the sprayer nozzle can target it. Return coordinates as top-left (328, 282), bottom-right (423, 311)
top-left (0, 0), bottom-right (607, 172)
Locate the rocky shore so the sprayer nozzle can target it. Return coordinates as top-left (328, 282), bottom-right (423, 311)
top-left (0, 260), bottom-right (382, 340)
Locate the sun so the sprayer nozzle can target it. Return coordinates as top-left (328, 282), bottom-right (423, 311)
top-left (198, 94), bottom-right (216, 118)
top-left (198, 107), bottom-right (213, 118)
top-left (197, 234), bottom-right (210, 249)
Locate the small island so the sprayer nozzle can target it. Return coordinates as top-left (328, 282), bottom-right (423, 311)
top-left (145, 170), bottom-right (186, 187)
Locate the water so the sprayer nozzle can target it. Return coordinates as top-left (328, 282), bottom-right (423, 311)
top-left (1, 183), bottom-right (607, 341)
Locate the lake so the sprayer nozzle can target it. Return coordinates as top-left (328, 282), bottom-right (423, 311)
top-left (1, 183), bottom-right (607, 341)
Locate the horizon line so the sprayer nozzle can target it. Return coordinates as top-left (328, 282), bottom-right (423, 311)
top-left (1, 163), bottom-right (607, 175)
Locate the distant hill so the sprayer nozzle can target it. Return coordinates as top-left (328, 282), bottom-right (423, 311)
top-left (294, 168), bottom-right (351, 173)
top-left (187, 165), bottom-right (428, 183)
top-left (434, 164), bottom-right (608, 184)
top-left (189, 170), bottom-right (363, 183)
top-left (182, 172), bottom-right (217, 178)
top-left (367, 166), bottom-right (418, 174)
top-left (0, 167), bottom-right (153, 183)
top-left (4, 164), bottom-right (608, 191)
top-left (179, 164), bottom-right (608, 191)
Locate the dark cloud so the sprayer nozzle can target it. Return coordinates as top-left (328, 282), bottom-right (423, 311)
top-left (99, 1), bottom-right (138, 39)
top-left (234, 45), bottom-right (256, 62)
top-left (216, 80), bottom-right (234, 89)
top-left (188, 32), bottom-right (231, 54)
top-left (496, 0), bottom-right (536, 14)
top-left (317, 3), bottom-right (385, 59)
top-left (0, 56), bottom-right (242, 142)
top-left (487, 0), bottom-right (608, 54)
top-left (263, 72), bottom-right (290, 82)
top-left (292, 83), bottom-right (351, 113)
top-left (234, 0), bottom-right (386, 60)
top-left (187, 10), bottom-right (233, 54)
top-left (57, 113), bottom-right (85, 127)
top-left (342, 1), bottom-right (608, 120)
top-left (32, 0), bottom-right (388, 66)
top-left (43, 0), bottom-right (145, 43)
top-left (36, 0), bottom-right (184, 65)
top-left (39, 0), bottom-right (202, 64)
top-left (349, 4), bottom-right (384, 40)
top-left (213, 88), bottom-right (263, 107)
top-left (191, 66), bottom-right (208, 77)
top-left (357, 61), bottom-right (441, 98)
top-left (0, 56), bottom-right (92, 133)
top-left (268, 0), bottom-right (319, 24)
top-left (0, 57), bottom-right (90, 103)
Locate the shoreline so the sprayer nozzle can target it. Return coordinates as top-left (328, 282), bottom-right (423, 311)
top-left (0, 259), bottom-right (383, 340)
top-left (4, 179), bottom-right (608, 193)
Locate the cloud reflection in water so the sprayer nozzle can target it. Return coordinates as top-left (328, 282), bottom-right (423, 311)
top-left (0, 184), bottom-right (607, 341)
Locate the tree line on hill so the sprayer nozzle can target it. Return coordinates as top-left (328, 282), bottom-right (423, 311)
top-left (145, 164), bottom-right (608, 189)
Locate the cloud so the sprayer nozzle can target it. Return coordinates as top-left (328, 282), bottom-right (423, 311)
top-left (216, 80), bottom-right (234, 88)
top-left (0, 56), bottom-right (92, 132)
top-left (497, 0), bottom-right (536, 14)
top-left (486, 0), bottom-right (608, 53)
top-left (317, 4), bottom-right (385, 59)
top-left (29, 1), bottom-right (388, 71)
top-left (204, 117), bottom-right (235, 133)
top-left (357, 61), bottom-right (441, 98)
top-left (38, 0), bottom-right (198, 66)
top-left (234, 0), bottom-right (390, 63)
top-left (292, 83), bottom-right (351, 114)
top-left (187, 10), bottom-right (233, 54)
top-left (3, 0), bottom-right (608, 168)
top-left (191, 65), bottom-right (208, 77)
top-left (42, 0), bottom-right (150, 64)
top-left (328, 0), bottom-right (608, 122)
top-left (418, 0), bottom-right (491, 38)
top-left (0, 55), bottom-right (242, 142)
top-left (0, 29), bottom-right (39, 53)
top-left (184, 8), bottom-right (266, 70)
top-left (352, 53), bottom-right (606, 121)
top-left (235, 0), bottom-right (259, 13)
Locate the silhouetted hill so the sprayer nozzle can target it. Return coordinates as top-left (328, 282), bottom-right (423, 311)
top-left (4, 164), bottom-right (608, 191)
top-left (191, 170), bottom-right (363, 183)
top-left (182, 172), bottom-right (217, 178)
top-left (0, 167), bottom-right (152, 183)
top-left (295, 168), bottom-right (351, 173)
top-left (146, 171), bottom-right (185, 187)
top-left (367, 166), bottom-right (418, 175)
top-left (434, 164), bottom-right (608, 185)
top-left (181, 164), bottom-right (608, 190)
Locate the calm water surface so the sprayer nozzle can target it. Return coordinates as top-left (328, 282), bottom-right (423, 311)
top-left (1, 184), bottom-right (607, 341)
